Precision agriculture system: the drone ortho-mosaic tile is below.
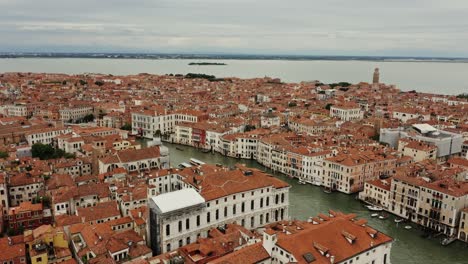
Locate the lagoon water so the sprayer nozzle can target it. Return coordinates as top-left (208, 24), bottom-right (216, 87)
top-left (0, 58), bottom-right (467, 94)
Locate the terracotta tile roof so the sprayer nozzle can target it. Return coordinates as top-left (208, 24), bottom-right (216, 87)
top-left (176, 164), bottom-right (289, 201)
top-left (76, 201), bottom-right (120, 222)
top-left (55, 215), bottom-right (82, 227)
top-left (9, 201), bottom-right (42, 215)
top-left (366, 178), bottom-right (392, 191)
top-left (0, 235), bottom-right (25, 261)
top-left (268, 212), bottom-right (392, 264)
top-left (209, 242), bottom-right (269, 264)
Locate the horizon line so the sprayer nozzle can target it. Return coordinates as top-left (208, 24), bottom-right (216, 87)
top-left (1, 51), bottom-right (468, 60)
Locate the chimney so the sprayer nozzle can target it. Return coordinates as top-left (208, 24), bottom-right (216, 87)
top-left (330, 255), bottom-right (335, 264)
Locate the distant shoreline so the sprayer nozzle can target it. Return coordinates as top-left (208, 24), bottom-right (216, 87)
top-left (0, 53), bottom-right (467, 63)
top-left (188, 62), bottom-right (227, 66)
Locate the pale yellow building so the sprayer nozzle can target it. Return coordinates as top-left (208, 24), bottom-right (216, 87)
top-left (24, 225), bottom-right (72, 264)
top-left (398, 139), bottom-right (437, 162)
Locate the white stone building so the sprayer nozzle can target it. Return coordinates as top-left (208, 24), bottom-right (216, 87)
top-left (330, 104), bottom-right (363, 121)
top-left (5, 104), bottom-right (29, 117)
top-left (8, 173), bottom-right (44, 206)
top-left (0, 173), bottom-right (9, 215)
top-left (358, 178), bottom-right (392, 209)
top-left (59, 106), bottom-right (94, 122)
top-left (148, 164), bottom-right (290, 255)
top-left (25, 127), bottom-right (72, 145)
top-left (98, 145), bottom-right (170, 174)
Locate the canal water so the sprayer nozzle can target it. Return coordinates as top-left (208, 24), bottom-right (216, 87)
top-left (161, 142), bottom-right (468, 264)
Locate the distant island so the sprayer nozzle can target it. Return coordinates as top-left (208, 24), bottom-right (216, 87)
top-left (189, 62), bottom-right (227, 66)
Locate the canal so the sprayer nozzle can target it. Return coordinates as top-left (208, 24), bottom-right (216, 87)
top-left (162, 142), bottom-right (468, 263)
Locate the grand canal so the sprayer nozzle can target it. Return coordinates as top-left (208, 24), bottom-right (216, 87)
top-left (161, 142), bottom-right (468, 264)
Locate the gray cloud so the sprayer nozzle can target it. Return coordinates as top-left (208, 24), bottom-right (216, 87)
top-left (0, 0), bottom-right (467, 56)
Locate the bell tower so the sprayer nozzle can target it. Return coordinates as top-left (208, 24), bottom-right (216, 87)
top-left (372, 68), bottom-right (380, 84)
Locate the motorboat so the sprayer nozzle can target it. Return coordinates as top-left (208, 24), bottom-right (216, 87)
top-left (394, 218), bottom-right (404, 223)
top-left (404, 225), bottom-right (412, 230)
top-left (371, 213), bottom-right (379, 218)
top-left (323, 187), bottom-right (332, 194)
top-left (366, 205), bottom-right (383, 212)
top-left (298, 179), bottom-right (306, 185)
top-left (441, 237), bottom-right (456, 246)
top-left (379, 214), bottom-right (389, 220)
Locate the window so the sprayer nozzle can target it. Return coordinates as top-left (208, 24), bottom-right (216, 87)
top-left (178, 221), bottom-right (182, 232)
top-left (186, 218), bottom-right (190, 230)
top-left (196, 215), bottom-right (200, 226)
top-left (207, 212), bottom-right (211, 223)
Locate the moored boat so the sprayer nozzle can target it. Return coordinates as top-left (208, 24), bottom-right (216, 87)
top-left (366, 205), bottom-right (383, 211)
top-left (379, 214), bottom-right (389, 220)
top-left (394, 218), bottom-right (404, 223)
top-left (404, 225), bottom-right (412, 230)
top-left (371, 213), bottom-right (379, 218)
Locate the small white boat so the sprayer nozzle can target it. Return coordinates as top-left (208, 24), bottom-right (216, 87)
top-left (371, 213), bottom-right (379, 217)
top-left (366, 205), bottom-right (383, 212)
top-left (394, 218), bottom-right (404, 223)
top-left (404, 225), bottom-right (412, 230)
top-left (298, 179), bottom-right (306, 185)
top-left (379, 214), bottom-right (389, 220)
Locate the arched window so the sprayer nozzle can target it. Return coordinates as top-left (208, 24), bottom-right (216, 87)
top-left (166, 224), bottom-right (170, 236)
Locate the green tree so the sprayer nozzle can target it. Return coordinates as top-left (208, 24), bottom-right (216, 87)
top-left (120, 123), bottom-right (132, 131)
top-left (6, 228), bottom-right (15, 236)
top-left (244, 125), bottom-right (256, 132)
top-left (0, 151), bottom-right (8, 159)
top-left (31, 143), bottom-right (56, 160)
top-left (31, 143), bottom-right (73, 160)
top-left (325, 103), bottom-right (333, 110)
top-left (64, 153), bottom-right (76, 159)
top-left (82, 114), bottom-right (95, 123)
top-left (154, 129), bottom-right (162, 137)
top-left (288, 101), bottom-right (297, 107)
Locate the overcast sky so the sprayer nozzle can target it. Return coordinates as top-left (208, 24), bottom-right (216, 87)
top-left (1, 0), bottom-right (467, 57)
